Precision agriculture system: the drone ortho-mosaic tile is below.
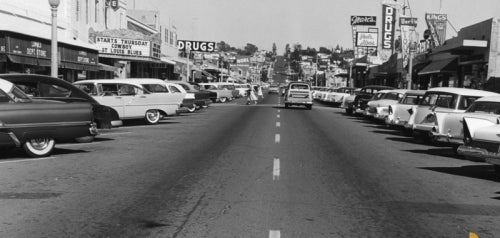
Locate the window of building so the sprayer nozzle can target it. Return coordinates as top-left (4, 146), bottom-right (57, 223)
top-left (165, 29), bottom-right (169, 44)
top-left (170, 31), bottom-right (173, 46)
top-left (95, 0), bottom-right (99, 23)
top-left (86, 0), bottom-right (89, 24)
top-left (76, 0), bottom-right (80, 21)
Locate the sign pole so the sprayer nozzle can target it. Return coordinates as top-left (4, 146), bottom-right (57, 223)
top-left (186, 49), bottom-right (190, 82)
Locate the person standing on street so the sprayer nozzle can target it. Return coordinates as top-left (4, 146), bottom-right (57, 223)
top-left (257, 85), bottom-right (264, 100)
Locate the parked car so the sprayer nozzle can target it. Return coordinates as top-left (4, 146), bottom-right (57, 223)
top-left (312, 87), bottom-right (330, 100)
top-left (0, 79), bottom-right (97, 157)
top-left (234, 83), bottom-right (251, 97)
top-left (344, 85), bottom-right (395, 115)
top-left (166, 81), bottom-right (213, 109)
top-left (340, 88), bottom-right (362, 112)
top-left (1, 74), bottom-right (122, 143)
top-left (198, 82), bottom-right (238, 103)
top-left (323, 87), bottom-right (357, 106)
top-left (457, 96), bottom-right (500, 171)
top-left (385, 90), bottom-right (426, 129)
top-left (412, 87), bottom-right (498, 140)
top-left (120, 78), bottom-right (194, 113)
top-left (74, 79), bottom-right (184, 124)
top-left (365, 89), bottom-right (407, 120)
top-left (284, 82), bottom-right (313, 110)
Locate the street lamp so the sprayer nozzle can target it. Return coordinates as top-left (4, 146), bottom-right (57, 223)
top-left (48, 0), bottom-right (60, 78)
top-left (345, 58), bottom-right (354, 87)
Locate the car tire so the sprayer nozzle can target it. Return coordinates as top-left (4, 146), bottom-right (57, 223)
top-left (23, 138), bottom-right (55, 157)
top-left (75, 136), bottom-right (95, 143)
top-left (306, 105), bottom-right (312, 110)
top-left (219, 97), bottom-right (227, 103)
top-left (187, 105), bottom-right (196, 113)
top-left (284, 103), bottom-right (289, 109)
top-left (346, 108), bottom-right (353, 115)
top-left (145, 109), bottom-right (161, 124)
top-left (494, 165), bottom-right (500, 174)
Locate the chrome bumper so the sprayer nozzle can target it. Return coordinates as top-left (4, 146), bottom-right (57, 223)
top-left (457, 145), bottom-right (500, 164)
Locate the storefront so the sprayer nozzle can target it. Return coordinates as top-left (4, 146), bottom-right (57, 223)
top-left (0, 31), bottom-right (99, 82)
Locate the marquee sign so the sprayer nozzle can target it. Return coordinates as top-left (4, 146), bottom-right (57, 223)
top-left (382, 4), bottom-right (396, 49)
top-left (95, 36), bottom-right (155, 58)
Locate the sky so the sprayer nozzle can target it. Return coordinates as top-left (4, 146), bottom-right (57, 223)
top-left (134, 0), bottom-right (499, 54)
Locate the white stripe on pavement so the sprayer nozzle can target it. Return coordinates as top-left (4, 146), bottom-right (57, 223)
top-left (0, 156), bottom-right (57, 164)
top-left (276, 122), bottom-right (280, 128)
top-left (99, 132), bottom-right (132, 136)
top-left (273, 158), bottom-right (280, 181)
top-left (277, 114), bottom-right (280, 118)
top-left (275, 134), bottom-right (280, 144)
top-left (269, 230), bottom-right (281, 238)
top-left (277, 109), bottom-right (280, 113)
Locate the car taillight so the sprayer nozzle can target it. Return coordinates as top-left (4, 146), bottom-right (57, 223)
top-left (425, 113), bottom-right (436, 123)
top-left (408, 108), bottom-right (413, 115)
top-left (388, 106), bottom-right (393, 115)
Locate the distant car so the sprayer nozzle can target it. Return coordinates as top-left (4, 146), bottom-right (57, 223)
top-left (365, 89), bottom-right (407, 120)
top-left (199, 82), bottom-right (238, 103)
top-left (458, 96), bottom-right (500, 171)
top-left (268, 84), bottom-right (280, 94)
top-left (312, 87), bottom-right (329, 100)
top-left (74, 79), bottom-right (184, 124)
top-left (1, 74), bottom-right (122, 143)
top-left (166, 81), bottom-right (213, 109)
top-left (234, 83), bottom-right (251, 97)
top-left (0, 79), bottom-right (97, 157)
top-left (412, 87), bottom-right (498, 140)
top-left (284, 82), bottom-right (313, 110)
top-left (386, 90), bottom-right (426, 129)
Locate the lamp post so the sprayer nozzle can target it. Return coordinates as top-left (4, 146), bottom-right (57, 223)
top-left (48, 0), bottom-right (60, 78)
top-left (407, 41), bottom-right (417, 89)
top-left (345, 58), bottom-right (354, 87)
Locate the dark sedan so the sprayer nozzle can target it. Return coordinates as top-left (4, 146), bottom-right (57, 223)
top-left (0, 74), bottom-right (122, 142)
top-left (0, 79), bottom-right (97, 157)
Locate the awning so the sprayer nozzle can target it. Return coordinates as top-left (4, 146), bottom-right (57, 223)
top-left (418, 58), bottom-right (458, 75)
top-left (99, 63), bottom-right (118, 72)
top-left (7, 55), bottom-right (37, 66)
top-left (160, 57), bottom-right (176, 65)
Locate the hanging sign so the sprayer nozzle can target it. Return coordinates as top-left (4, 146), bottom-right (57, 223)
top-left (177, 40), bottom-right (216, 52)
top-left (382, 4), bottom-right (396, 49)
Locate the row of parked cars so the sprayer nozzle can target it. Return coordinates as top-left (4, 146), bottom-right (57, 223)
top-left (0, 74), bottom-right (249, 158)
top-left (314, 84), bottom-right (500, 174)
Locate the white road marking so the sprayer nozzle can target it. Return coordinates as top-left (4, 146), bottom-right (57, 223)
top-left (276, 122), bottom-right (280, 128)
top-left (277, 109), bottom-right (281, 113)
top-left (57, 142), bottom-right (101, 147)
top-left (99, 132), bottom-right (132, 136)
top-left (277, 114), bottom-right (280, 118)
top-left (0, 156), bottom-right (57, 164)
top-left (273, 158), bottom-right (280, 180)
top-left (275, 134), bottom-right (280, 144)
top-left (269, 230), bottom-right (281, 238)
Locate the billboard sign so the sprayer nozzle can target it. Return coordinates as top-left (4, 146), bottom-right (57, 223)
top-left (95, 36), bottom-right (154, 58)
top-left (356, 32), bottom-right (378, 47)
top-left (425, 13), bottom-right (447, 47)
top-left (382, 4), bottom-right (396, 49)
top-left (177, 40), bottom-right (216, 52)
top-left (351, 16), bottom-right (377, 26)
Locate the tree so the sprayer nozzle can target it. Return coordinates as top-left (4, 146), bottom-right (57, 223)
top-left (319, 47), bottom-right (332, 55)
top-left (244, 43), bottom-right (258, 55)
top-left (272, 43), bottom-right (277, 56)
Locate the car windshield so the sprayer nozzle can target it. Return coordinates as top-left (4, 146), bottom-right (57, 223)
top-left (6, 85), bottom-right (31, 102)
top-left (421, 93), bottom-right (457, 108)
top-left (383, 92), bottom-right (403, 100)
top-left (466, 101), bottom-right (500, 114)
top-left (290, 84), bottom-right (309, 90)
top-left (400, 95), bottom-right (422, 105)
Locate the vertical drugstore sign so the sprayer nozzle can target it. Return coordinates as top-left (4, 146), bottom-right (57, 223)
top-left (382, 4), bottom-right (396, 49)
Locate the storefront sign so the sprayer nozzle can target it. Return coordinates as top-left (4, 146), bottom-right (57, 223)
top-left (109, 0), bottom-right (119, 11)
top-left (350, 16), bottom-right (377, 26)
top-left (5, 38), bottom-right (51, 59)
top-left (382, 5), bottom-right (396, 49)
top-left (177, 40), bottom-right (216, 52)
top-left (356, 32), bottom-right (378, 47)
top-left (425, 13), bottom-right (447, 47)
top-left (95, 36), bottom-right (153, 58)
top-left (400, 17), bottom-right (418, 27)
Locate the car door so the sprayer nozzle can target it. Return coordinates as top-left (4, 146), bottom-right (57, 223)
top-left (96, 83), bottom-right (126, 118)
top-left (118, 84), bottom-right (148, 118)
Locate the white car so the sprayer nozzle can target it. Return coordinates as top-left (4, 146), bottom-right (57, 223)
top-left (457, 96), bottom-right (500, 172)
top-left (323, 87), bottom-right (357, 105)
top-left (365, 89), bottom-right (407, 120)
top-left (412, 87), bottom-right (498, 139)
top-left (234, 83), bottom-right (251, 97)
top-left (312, 87), bottom-right (329, 100)
top-left (386, 90), bottom-right (426, 129)
top-left (74, 79), bottom-right (184, 124)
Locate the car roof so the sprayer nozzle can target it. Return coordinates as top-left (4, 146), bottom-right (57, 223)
top-left (475, 95), bottom-right (500, 102)
top-left (362, 85), bottom-right (395, 89)
top-left (426, 87), bottom-right (499, 96)
top-left (75, 79), bottom-right (147, 88)
top-left (386, 89), bottom-right (408, 94)
top-left (404, 90), bottom-right (427, 95)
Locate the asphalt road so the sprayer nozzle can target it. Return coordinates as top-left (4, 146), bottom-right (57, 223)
top-left (0, 93), bottom-right (499, 238)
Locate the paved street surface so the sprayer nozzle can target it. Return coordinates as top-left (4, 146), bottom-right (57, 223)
top-left (1, 94), bottom-right (500, 238)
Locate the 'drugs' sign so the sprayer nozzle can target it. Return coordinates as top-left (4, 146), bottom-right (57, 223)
top-left (178, 40), bottom-right (216, 52)
top-left (382, 4), bottom-right (396, 49)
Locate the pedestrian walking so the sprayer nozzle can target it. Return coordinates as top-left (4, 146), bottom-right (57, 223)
top-left (257, 85), bottom-right (264, 99)
top-left (246, 85), bottom-right (258, 105)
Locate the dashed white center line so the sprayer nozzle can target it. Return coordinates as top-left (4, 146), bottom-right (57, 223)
top-left (277, 114), bottom-right (280, 118)
top-left (269, 230), bottom-right (281, 238)
top-left (273, 158), bottom-right (280, 180)
top-left (276, 122), bottom-right (280, 128)
top-left (275, 134), bottom-right (280, 144)
top-left (277, 109), bottom-right (280, 113)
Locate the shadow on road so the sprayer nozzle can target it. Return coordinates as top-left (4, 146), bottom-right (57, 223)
top-left (403, 148), bottom-right (463, 159)
top-left (419, 165), bottom-right (500, 183)
top-left (371, 129), bottom-right (411, 137)
top-left (0, 147), bottom-right (90, 159)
